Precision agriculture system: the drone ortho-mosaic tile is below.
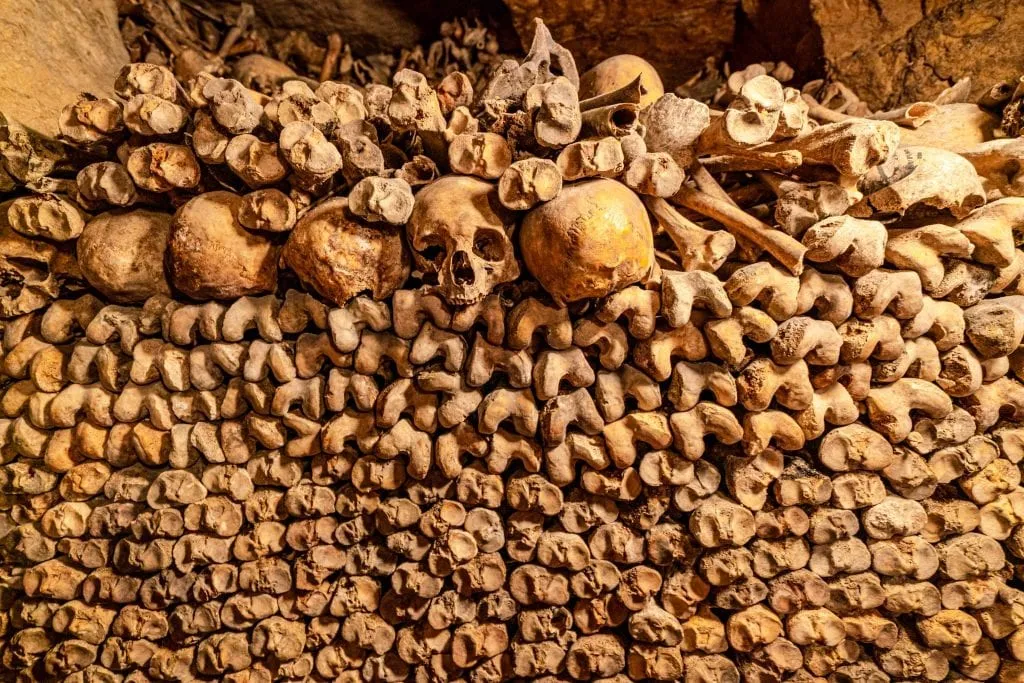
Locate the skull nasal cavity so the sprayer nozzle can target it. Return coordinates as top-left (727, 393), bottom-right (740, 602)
top-left (452, 251), bottom-right (475, 285)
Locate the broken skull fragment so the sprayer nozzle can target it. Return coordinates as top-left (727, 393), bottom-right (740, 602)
top-left (3, 13), bottom-right (1024, 683)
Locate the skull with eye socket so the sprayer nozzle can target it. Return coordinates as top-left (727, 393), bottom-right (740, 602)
top-left (406, 175), bottom-right (520, 305)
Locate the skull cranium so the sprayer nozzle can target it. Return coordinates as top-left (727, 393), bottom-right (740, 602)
top-left (406, 175), bottom-right (519, 306)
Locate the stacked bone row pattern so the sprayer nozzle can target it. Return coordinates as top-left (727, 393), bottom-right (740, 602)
top-left (3, 21), bottom-right (1024, 683)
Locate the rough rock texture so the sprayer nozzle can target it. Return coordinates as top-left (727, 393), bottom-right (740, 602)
top-left (734, 0), bottom-right (823, 82)
top-left (501, 0), bottom-right (739, 88)
top-left (236, 0), bottom-right (515, 53)
top-left (0, 0), bottom-right (128, 136)
top-left (810, 0), bottom-right (1024, 110)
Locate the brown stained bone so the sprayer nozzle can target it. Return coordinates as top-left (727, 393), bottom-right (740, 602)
top-left (168, 192), bottom-right (280, 301)
top-left (347, 176), bottom-right (414, 226)
top-left (556, 137), bottom-right (626, 181)
top-left (407, 175), bottom-right (518, 306)
top-left (498, 157), bottom-right (563, 211)
top-left (852, 147), bottom-right (987, 220)
top-left (700, 75), bottom-right (785, 151)
top-left (642, 94), bottom-right (711, 169)
top-left (525, 76), bottom-right (582, 148)
top-left (672, 185), bottom-right (806, 275)
top-left (763, 119), bottom-right (901, 178)
top-left (624, 153), bottom-right (685, 198)
top-left (285, 198), bottom-right (409, 307)
top-left (126, 143), bottom-right (202, 193)
top-left (78, 210), bottom-right (173, 304)
top-left (645, 197), bottom-right (735, 273)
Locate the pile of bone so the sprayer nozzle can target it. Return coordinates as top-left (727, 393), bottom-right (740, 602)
top-left (6, 16), bottom-right (1024, 683)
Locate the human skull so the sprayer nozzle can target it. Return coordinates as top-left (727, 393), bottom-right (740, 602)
top-left (0, 201), bottom-right (79, 317)
top-left (283, 197), bottom-right (410, 306)
top-left (168, 191), bottom-right (280, 301)
top-left (407, 175), bottom-right (520, 305)
top-left (520, 178), bottom-right (655, 304)
top-left (78, 209), bottom-right (173, 303)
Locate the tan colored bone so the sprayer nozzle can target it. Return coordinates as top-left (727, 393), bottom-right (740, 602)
top-left (852, 269), bottom-right (924, 319)
top-left (375, 378), bottom-right (437, 432)
top-left (507, 472), bottom-right (563, 515)
top-left (417, 370), bottom-right (482, 430)
top-left (632, 325), bottom-right (707, 381)
top-left (448, 132), bottom-right (513, 179)
top-left (449, 294), bottom-right (507, 345)
top-left (408, 322), bottom-right (466, 371)
top-left (874, 337), bottom-right (941, 384)
top-left (602, 411), bottom-right (672, 468)
top-left (771, 317), bottom-right (842, 365)
top-left (661, 271), bottom-right (732, 327)
top-left (701, 76), bottom-right (785, 151)
top-left (743, 411), bottom-right (806, 455)
top-left (498, 157), bottom-right (563, 211)
top-left (534, 347), bottom-right (596, 400)
top-left (865, 378), bottom-right (954, 443)
top-left (545, 433), bottom-right (611, 486)
top-left (477, 387), bottom-right (539, 437)
top-left (540, 388), bottom-right (604, 444)
top-left (508, 298), bottom-right (572, 350)
top-left (624, 152), bottom-right (684, 197)
top-left (727, 448), bottom-right (785, 510)
top-left (596, 286), bottom-right (661, 339)
top-left (671, 185), bottom-right (806, 275)
top-left (794, 383), bottom-right (859, 439)
top-left (795, 268), bottom-right (853, 325)
top-left (354, 331), bottom-right (413, 378)
top-left (725, 263), bottom-right (801, 321)
top-left (645, 197), bottom-right (735, 273)
top-left (764, 119), bottom-right (899, 177)
top-left (526, 76), bottom-right (582, 148)
top-left (852, 146), bottom-right (985, 219)
top-left (465, 333), bottom-right (533, 388)
top-left (582, 466), bottom-right (642, 502)
top-left (573, 318), bottom-right (629, 370)
top-left (802, 216), bottom-right (888, 277)
top-left (704, 306), bottom-right (778, 367)
top-left (838, 315), bottom-right (904, 363)
top-left (337, 133), bottom-right (384, 184)
top-left (557, 137), bottom-right (625, 181)
top-left (902, 296), bottom-right (966, 351)
top-left (738, 358), bottom-right (814, 411)
top-left (667, 361), bottom-right (737, 412)
top-left (885, 225), bottom-right (975, 291)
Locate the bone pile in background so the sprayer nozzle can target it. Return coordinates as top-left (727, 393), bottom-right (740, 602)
top-left (5, 15), bottom-right (1024, 683)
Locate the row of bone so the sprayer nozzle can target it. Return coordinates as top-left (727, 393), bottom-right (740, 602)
top-left (5, 462), bottom-right (1016, 676)
top-left (3, 387), bottom-right (1022, 675)
top-left (14, 91), bottom-right (1020, 315)
top-left (0, 24), bottom-right (1019, 311)
top-left (4, 264), bottom-right (1024, 452)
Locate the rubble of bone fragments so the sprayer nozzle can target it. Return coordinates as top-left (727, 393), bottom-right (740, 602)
top-left (5, 14), bottom-right (1024, 683)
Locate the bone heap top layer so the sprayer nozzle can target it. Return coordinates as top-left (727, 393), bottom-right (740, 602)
top-left (5, 15), bottom-right (1024, 683)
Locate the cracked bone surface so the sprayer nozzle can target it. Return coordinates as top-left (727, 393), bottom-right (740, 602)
top-left (3, 14), bottom-right (1024, 683)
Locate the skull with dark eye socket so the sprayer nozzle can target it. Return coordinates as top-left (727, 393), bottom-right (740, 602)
top-left (406, 175), bottom-right (520, 305)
